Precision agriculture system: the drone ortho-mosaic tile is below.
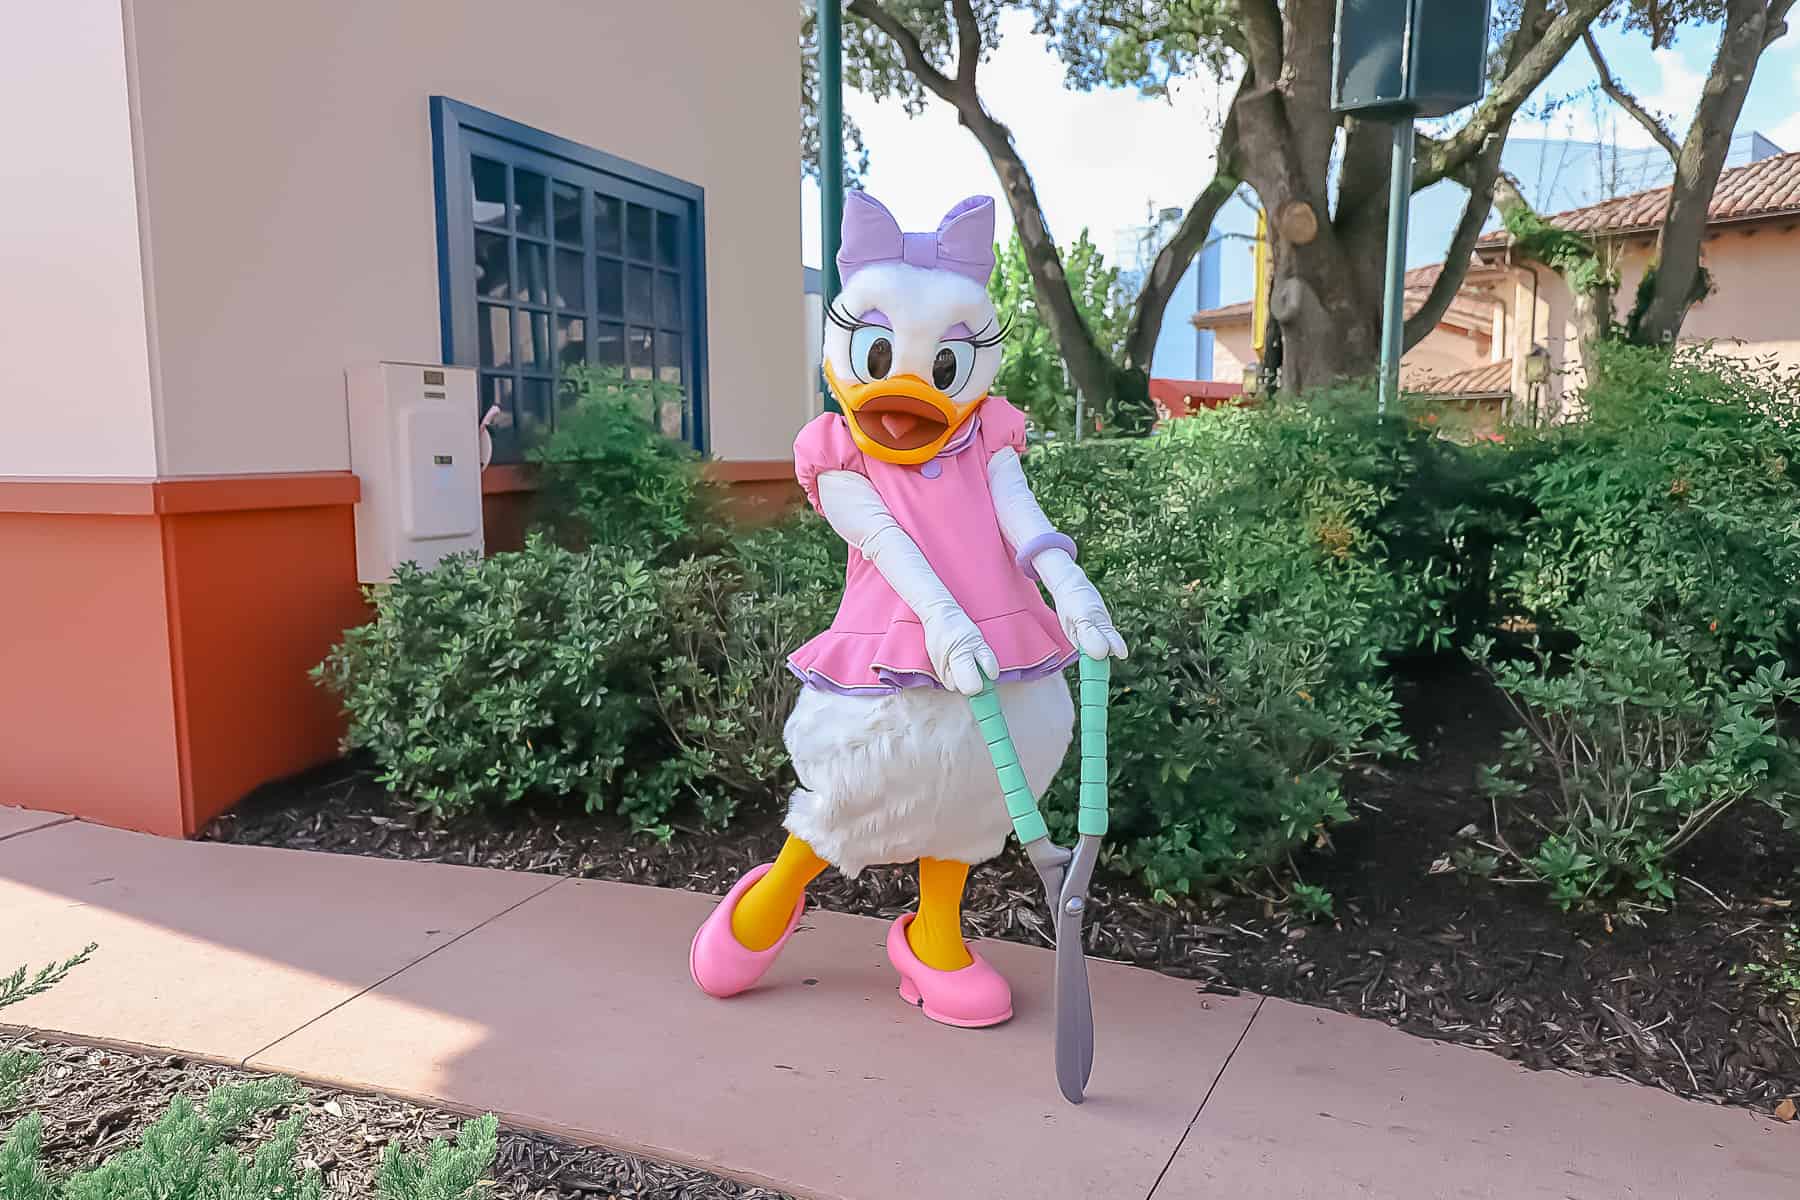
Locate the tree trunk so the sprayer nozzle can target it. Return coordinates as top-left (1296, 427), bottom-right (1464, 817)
top-left (1631, 0), bottom-right (1787, 345)
top-left (1234, 5), bottom-right (1387, 393)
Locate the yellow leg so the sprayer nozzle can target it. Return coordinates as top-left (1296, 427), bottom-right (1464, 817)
top-left (731, 835), bottom-right (829, 951)
top-left (908, 857), bottom-right (974, 971)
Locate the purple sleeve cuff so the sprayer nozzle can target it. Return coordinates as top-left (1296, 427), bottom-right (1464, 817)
top-left (1016, 532), bottom-right (1076, 581)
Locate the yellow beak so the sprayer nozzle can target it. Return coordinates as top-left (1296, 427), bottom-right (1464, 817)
top-left (824, 361), bottom-right (985, 466)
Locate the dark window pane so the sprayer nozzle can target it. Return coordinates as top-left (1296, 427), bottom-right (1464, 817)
top-left (519, 378), bottom-right (552, 446)
top-left (656, 271), bottom-right (681, 327)
top-left (627, 326), bottom-right (654, 381)
top-left (626, 204), bottom-right (653, 260)
top-left (520, 311), bottom-right (549, 369)
top-left (481, 375), bottom-right (517, 461)
top-left (594, 321), bottom-right (624, 368)
top-left (552, 182), bottom-right (582, 244)
top-left (474, 231), bottom-right (510, 299)
top-left (656, 212), bottom-right (680, 268)
top-left (479, 305), bottom-right (512, 368)
top-left (555, 250), bottom-right (583, 310)
top-left (471, 157), bottom-right (507, 228)
top-left (627, 266), bottom-right (653, 320)
top-left (658, 331), bottom-right (684, 387)
top-left (596, 258), bottom-right (623, 316)
top-left (514, 170), bottom-right (547, 237)
top-left (516, 242), bottom-right (548, 305)
top-left (555, 374), bottom-right (583, 423)
top-left (594, 194), bottom-right (622, 254)
top-left (557, 316), bottom-right (586, 368)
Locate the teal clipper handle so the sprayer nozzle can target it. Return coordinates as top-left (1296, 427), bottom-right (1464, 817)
top-left (1077, 654), bottom-right (1110, 838)
top-left (970, 654), bottom-right (1110, 847)
top-left (970, 676), bottom-right (1050, 846)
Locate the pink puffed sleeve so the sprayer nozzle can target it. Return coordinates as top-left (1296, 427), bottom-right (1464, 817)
top-left (977, 396), bottom-right (1029, 458)
top-left (793, 413), bottom-right (866, 514)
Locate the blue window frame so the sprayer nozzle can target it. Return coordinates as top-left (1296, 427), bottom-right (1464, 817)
top-left (431, 97), bottom-right (708, 460)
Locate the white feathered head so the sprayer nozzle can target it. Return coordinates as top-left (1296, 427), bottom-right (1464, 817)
top-left (822, 193), bottom-right (1005, 465)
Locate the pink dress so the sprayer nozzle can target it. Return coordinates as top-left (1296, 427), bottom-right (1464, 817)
top-left (787, 397), bottom-right (1076, 695)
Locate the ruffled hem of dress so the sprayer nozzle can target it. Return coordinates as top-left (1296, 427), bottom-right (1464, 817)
top-left (787, 608), bottom-right (1075, 696)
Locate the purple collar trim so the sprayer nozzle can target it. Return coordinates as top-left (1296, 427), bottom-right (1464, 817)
top-left (933, 415), bottom-right (981, 461)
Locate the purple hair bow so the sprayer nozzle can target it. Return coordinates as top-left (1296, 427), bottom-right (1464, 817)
top-left (836, 193), bottom-right (997, 287)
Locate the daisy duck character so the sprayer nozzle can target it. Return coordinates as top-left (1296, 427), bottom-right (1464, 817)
top-left (687, 193), bottom-right (1127, 1028)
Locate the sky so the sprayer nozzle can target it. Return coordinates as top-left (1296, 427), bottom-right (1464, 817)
top-left (799, 7), bottom-right (1800, 273)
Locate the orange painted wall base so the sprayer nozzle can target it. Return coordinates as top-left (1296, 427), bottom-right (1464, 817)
top-left (0, 474), bottom-right (365, 837)
top-left (4, 460), bottom-right (800, 838)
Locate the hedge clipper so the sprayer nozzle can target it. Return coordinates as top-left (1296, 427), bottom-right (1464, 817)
top-left (970, 654), bottom-right (1111, 1105)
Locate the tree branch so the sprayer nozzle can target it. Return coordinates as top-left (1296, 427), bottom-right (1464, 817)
top-left (951, 0), bottom-right (981, 95)
top-left (1584, 31), bottom-right (1680, 162)
top-left (847, 0), bottom-right (959, 103)
top-left (1237, 0), bottom-right (1284, 88)
top-left (1124, 83), bottom-right (1247, 372)
top-left (1404, 132), bottom-right (1507, 351)
top-left (1415, 0), bottom-right (1611, 189)
top-left (1768, 0), bottom-right (1798, 49)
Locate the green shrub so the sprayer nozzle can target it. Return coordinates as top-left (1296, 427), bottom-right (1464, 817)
top-left (630, 526), bottom-right (842, 831)
top-left (1023, 399), bottom-right (1420, 893)
top-left (1474, 345), bottom-right (1800, 909)
top-left (374, 1114), bottom-right (499, 1200)
top-left (0, 1074), bottom-right (498, 1200)
top-left (1473, 604), bottom-right (1800, 910)
top-left (1506, 344), bottom-right (1800, 662)
top-left (527, 365), bottom-right (709, 556)
top-left (0, 946), bottom-right (94, 1015)
top-left (318, 514), bottom-right (846, 834)
top-left (315, 537), bottom-right (667, 821)
top-left (1, 947), bottom-right (93, 1112)
top-left (1738, 926), bottom-right (1800, 1011)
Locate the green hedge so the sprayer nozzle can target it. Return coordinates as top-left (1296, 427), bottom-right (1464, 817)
top-left (318, 350), bottom-right (1800, 910)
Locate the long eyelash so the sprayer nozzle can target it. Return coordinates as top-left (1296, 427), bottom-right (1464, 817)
top-left (967, 315), bottom-right (1013, 348)
top-left (826, 301), bottom-right (862, 332)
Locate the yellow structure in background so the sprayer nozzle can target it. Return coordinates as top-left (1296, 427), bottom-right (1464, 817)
top-left (1251, 208), bottom-right (1270, 355)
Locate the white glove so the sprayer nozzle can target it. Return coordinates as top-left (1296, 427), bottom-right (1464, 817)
top-left (815, 470), bottom-right (999, 696)
top-left (986, 447), bottom-right (1128, 661)
top-left (918, 603), bottom-right (1003, 697)
top-left (1034, 548), bottom-right (1129, 661)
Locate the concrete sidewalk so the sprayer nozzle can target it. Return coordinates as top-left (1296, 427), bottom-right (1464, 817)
top-left (0, 805), bottom-right (1792, 1199)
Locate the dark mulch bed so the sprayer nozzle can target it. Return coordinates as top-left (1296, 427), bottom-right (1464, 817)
top-left (0, 1034), bottom-right (789, 1199)
top-left (205, 658), bottom-right (1800, 1119)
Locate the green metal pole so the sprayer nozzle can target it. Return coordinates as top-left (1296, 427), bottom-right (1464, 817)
top-left (1378, 115), bottom-right (1415, 420)
top-left (818, 0), bottom-right (845, 414)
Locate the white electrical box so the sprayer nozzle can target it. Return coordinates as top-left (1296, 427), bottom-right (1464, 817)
top-left (346, 362), bottom-right (484, 583)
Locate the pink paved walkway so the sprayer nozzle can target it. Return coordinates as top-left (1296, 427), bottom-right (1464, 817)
top-left (1, 806), bottom-right (1793, 1199)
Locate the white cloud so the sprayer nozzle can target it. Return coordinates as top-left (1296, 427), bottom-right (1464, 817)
top-left (802, 8), bottom-right (1235, 268)
top-left (1765, 62), bottom-right (1800, 151)
top-left (1635, 48), bottom-right (1706, 142)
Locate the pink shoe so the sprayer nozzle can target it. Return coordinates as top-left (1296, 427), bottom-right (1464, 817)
top-left (886, 913), bottom-right (1013, 1028)
top-left (689, 863), bottom-right (805, 998)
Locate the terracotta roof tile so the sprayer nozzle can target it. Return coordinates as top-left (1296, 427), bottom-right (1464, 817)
top-left (1402, 359), bottom-right (1512, 397)
top-left (1478, 149), bottom-right (1800, 247)
top-left (1192, 258), bottom-right (1502, 331)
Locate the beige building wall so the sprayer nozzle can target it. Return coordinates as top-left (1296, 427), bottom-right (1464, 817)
top-left (1613, 230), bottom-right (1800, 366)
top-left (1, 0), bottom-right (159, 478)
top-left (126, 0), bottom-right (802, 475)
top-left (1211, 329), bottom-right (1251, 384)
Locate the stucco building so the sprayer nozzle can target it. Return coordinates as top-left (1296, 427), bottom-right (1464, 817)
top-left (3, 0), bottom-right (804, 836)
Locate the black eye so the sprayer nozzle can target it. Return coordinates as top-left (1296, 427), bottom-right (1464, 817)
top-left (933, 347), bottom-right (957, 390)
top-left (851, 326), bottom-right (892, 380)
